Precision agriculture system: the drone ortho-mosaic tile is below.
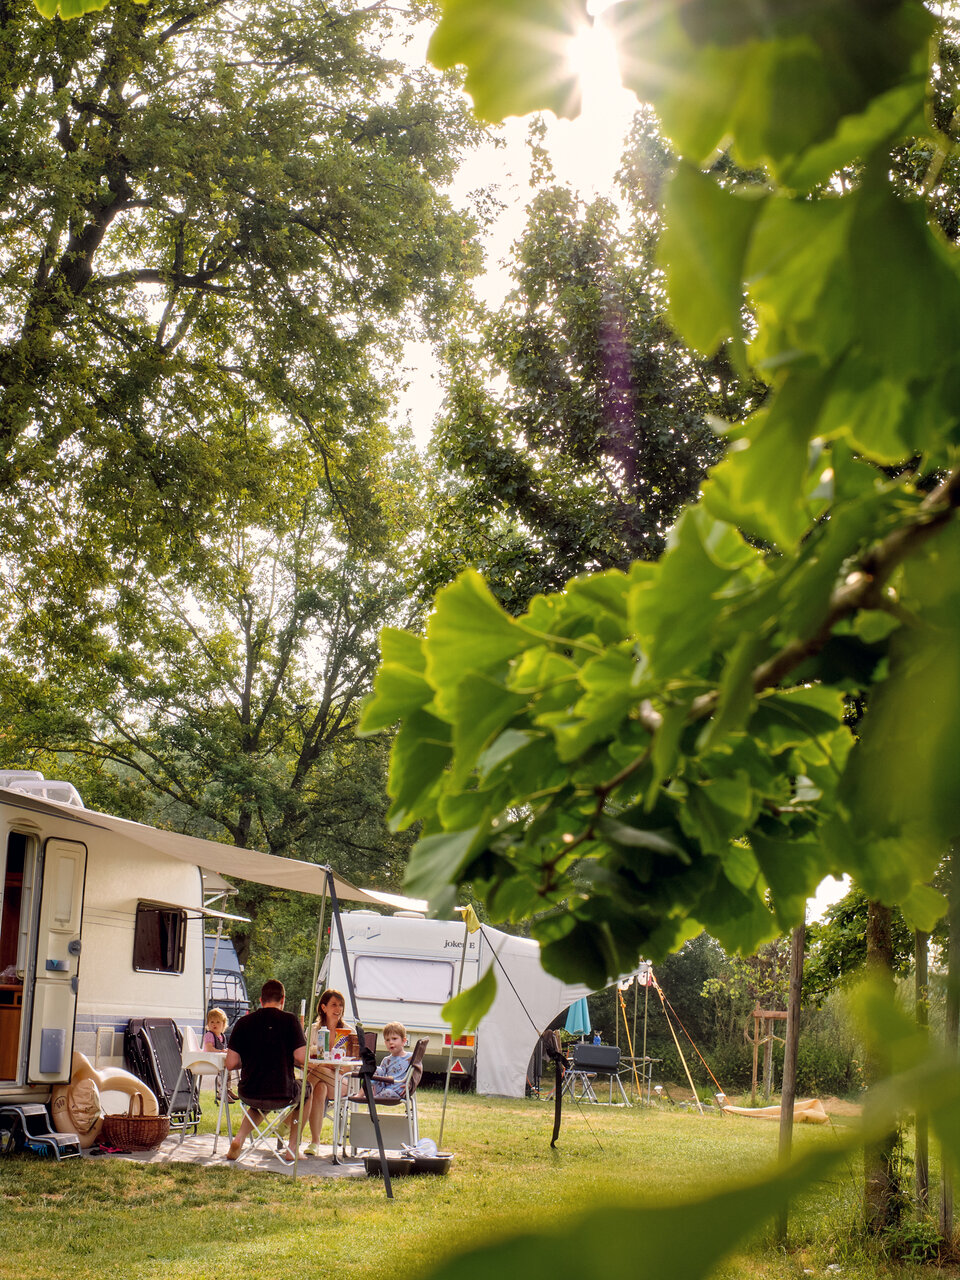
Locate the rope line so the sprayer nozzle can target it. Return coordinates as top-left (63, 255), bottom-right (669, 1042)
top-left (653, 975), bottom-right (726, 1096)
top-left (478, 925), bottom-right (603, 1150)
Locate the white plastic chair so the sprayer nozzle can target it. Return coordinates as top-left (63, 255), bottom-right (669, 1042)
top-left (170, 1026), bottom-right (233, 1153)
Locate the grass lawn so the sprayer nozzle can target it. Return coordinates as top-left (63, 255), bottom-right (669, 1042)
top-left (0, 1089), bottom-right (945, 1280)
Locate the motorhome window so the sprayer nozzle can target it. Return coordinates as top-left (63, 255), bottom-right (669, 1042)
top-left (353, 955), bottom-right (455, 1003)
top-left (133, 903), bottom-right (186, 973)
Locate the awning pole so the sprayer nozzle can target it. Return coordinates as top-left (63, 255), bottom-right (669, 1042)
top-left (438, 914), bottom-right (470, 1149)
top-left (641, 979), bottom-right (650, 1103)
top-left (326, 870), bottom-right (394, 1200)
top-left (654, 977), bottom-right (704, 1115)
top-left (292, 885), bottom-right (328, 1180)
top-left (618, 985), bottom-right (642, 1097)
top-left (207, 917), bottom-right (224, 1010)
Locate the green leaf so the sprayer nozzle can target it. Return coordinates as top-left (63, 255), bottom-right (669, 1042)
top-left (448, 674), bottom-right (530, 787)
top-left (695, 874), bottom-right (777, 954)
top-left (633, 506), bottom-right (758, 678)
top-left (659, 164), bottom-right (764, 357)
top-left (703, 371), bottom-right (829, 549)
top-left (597, 814), bottom-right (690, 860)
top-left (539, 645), bottom-right (636, 762)
top-left (426, 571), bottom-right (539, 710)
top-left (841, 523), bottom-right (960, 851)
top-left (34, 0), bottom-right (113, 16)
top-left (698, 632), bottom-right (765, 750)
top-left (404, 827), bottom-right (485, 900)
top-left (746, 195), bottom-right (853, 366)
top-left (387, 709), bottom-right (452, 830)
top-left (787, 79), bottom-right (929, 190)
top-left (849, 173), bottom-right (960, 385)
top-left (360, 630), bottom-right (433, 733)
top-left (428, 0), bottom-right (587, 122)
top-left (750, 832), bottom-right (831, 930)
top-left (900, 882), bottom-right (948, 934)
top-left (750, 687), bottom-right (845, 755)
top-left (442, 966), bottom-right (497, 1040)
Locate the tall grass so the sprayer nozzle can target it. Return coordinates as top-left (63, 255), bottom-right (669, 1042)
top-left (0, 1090), bottom-right (926, 1280)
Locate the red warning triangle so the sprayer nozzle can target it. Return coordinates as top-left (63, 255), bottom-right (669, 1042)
top-left (451, 1058), bottom-right (465, 1074)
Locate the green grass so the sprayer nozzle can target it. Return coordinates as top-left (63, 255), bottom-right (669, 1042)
top-left (0, 1091), bottom-right (945, 1280)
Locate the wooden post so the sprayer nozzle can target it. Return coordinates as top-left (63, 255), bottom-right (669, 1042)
top-left (777, 921), bottom-right (806, 1244)
top-left (751, 1006), bottom-right (761, 1106)
top-left (762, 1027), bottom-right (774, 1100)
top-left (941, 848), bottom-right (960, 1244)
top-left (864, 901), bottom-right (896, 1232)
top-left (916, 927), bottom-right (929, 1208)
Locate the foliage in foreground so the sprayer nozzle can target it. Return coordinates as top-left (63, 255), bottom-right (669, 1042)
top-left (364, 0), bottom-right (960, 1271)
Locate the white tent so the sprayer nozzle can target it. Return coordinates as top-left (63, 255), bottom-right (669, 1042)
top-left (474, 925), bottom-right (590, 1097)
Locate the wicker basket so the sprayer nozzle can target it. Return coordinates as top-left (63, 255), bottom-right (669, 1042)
top-left (101, 1096), bottom-right (170, 1152)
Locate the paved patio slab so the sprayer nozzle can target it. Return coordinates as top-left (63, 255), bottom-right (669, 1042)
top-left (86, 1133), bottom-right (367, 1178)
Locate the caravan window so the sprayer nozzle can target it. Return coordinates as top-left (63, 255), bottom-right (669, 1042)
top-left (353, 955), bottom-right (455, 1004)
top-left (133, 903), bottom-right (186, 974)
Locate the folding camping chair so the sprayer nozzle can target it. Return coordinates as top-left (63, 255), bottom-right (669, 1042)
top-left (341, 1037), bottom-right (427, 1156)
top-left (230, 1092), bottom-right (301, 1165)
top-left (168, 1027), bottom-right (233, 1153)
top-left (124, 1017), bottom-right (200, 1133)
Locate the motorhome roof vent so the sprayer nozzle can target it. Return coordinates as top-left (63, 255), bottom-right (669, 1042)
top-left (352, 910), bottom-right (381, 917)
top-left (393, 910), bottom-right (426, 918)
top-left (0, 775), bottom-right (84, 808)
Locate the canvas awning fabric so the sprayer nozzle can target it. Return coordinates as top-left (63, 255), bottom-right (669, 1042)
top-left (0, 787), bottom-right (427, 912)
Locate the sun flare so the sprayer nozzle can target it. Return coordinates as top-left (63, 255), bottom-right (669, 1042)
top-left (552, 10), bottom-right (636, 195)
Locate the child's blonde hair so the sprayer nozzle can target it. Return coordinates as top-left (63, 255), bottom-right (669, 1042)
top-left (206, 1007), bottom-right (228, 1028)
top-left (383, 1021), bottom-right (407, 1042)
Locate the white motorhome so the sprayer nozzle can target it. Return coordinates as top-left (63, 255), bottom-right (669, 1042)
top-left (324, 910), bottom-right (590, 1098)
top-left (0, 773), bottom-right (421, 1110)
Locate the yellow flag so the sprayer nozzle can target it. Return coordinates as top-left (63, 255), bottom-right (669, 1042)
top-left (462, 903), bottom-right (482, 934)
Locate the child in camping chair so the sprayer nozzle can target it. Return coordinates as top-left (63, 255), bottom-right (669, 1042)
top-left (370, 1022), bottom-right (411, 1100)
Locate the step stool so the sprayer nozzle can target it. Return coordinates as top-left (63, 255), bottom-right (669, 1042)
top-left (0, 1104), bottom-right (82, 1159)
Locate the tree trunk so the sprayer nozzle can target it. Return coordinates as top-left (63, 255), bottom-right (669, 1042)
top-left (915, 927), bottom-right (929, 1209)
top-left (941, 847), bottom-right (960, 1243)
top-left (777, 921), bottom-right (806, 1243)
top-left (864, 900), bottom-right (899, 1232)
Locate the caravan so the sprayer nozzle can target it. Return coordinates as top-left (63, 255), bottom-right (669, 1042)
top-left (324, 910), bottom-right (590, 1098)
top-left (0, 772), bottom-right (421, 1112)
top-left (1, 773), bottom-right (210, 1105)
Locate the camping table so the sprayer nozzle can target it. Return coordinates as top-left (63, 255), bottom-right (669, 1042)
top-left (307, 1056), bottom-right (361, 1163)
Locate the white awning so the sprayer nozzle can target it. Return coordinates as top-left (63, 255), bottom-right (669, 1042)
top-left (0, 788), bottom-right (427, 912)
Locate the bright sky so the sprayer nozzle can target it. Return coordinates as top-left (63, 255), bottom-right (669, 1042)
top-left (396, 8), bottom-right (638, 445)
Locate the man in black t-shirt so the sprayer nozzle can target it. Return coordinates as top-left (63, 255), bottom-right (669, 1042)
top-left (226, 978), bottom-right (306, 1163)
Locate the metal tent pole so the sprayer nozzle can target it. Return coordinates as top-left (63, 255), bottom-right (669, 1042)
top-left (438, 913), bottom-right (470, 1150)
top-left (326, 871), bottom-right (393, 1199)
top-left (291, 886), bottom-right (327, 1180)
top-left (207, 917), bottom-right (224, 1011)
top-left (641, 976), bottom-right (650, 1104)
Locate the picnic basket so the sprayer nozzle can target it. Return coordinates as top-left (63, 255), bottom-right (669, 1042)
top-left (101, 1095), bottom-right (170, 1151)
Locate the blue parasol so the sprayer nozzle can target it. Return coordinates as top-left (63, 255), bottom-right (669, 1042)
top-left (564, 996), bottom-right (591, 1036)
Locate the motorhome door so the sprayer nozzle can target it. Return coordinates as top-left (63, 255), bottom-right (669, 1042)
top-left (26, 838), bottom-right (87, 1083)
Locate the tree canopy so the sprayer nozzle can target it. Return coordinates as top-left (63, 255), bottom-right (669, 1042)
top-left (0, 0), bottom-right (479, 559)
top-left (424, 114), bottom-right (760, 612)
